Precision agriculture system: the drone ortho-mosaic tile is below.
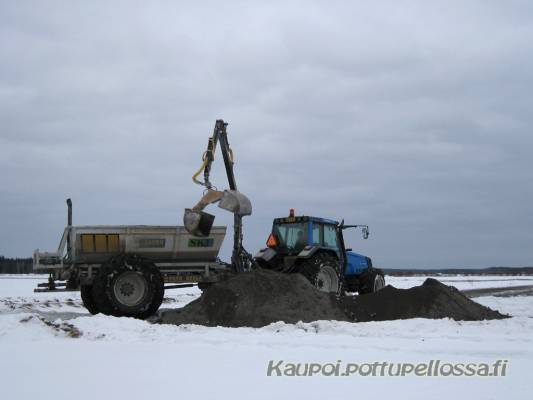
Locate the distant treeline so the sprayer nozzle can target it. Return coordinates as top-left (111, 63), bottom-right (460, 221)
top-left (383, 267), bottom-right (533, 276)
top-left (1, 255), bottom-right (532, 275)
top-left (0, 257), bottom-right (33, 274)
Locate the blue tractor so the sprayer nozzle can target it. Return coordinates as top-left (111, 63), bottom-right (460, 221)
top-left (254, 210), bottom-right (385, 295)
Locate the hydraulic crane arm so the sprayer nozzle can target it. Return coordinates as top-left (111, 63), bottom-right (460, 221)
top-left (192, 120), bottom-right (236, 191)
top-left (183, 120), bottom-right (252, 272)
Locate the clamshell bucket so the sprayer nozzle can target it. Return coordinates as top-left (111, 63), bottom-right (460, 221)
top-left (183, 209), bottom-right (216, 237)
top-left (218, 190), bottom-right (252, 216)
top-left (184, 189), bottom-right (252, 237)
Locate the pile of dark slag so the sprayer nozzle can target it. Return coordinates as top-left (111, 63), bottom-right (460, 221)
top-left (158, 270), bottom-right (507, 328)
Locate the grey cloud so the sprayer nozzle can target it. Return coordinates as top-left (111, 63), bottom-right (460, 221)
top-left (1, 1), bottom-right (532, 268)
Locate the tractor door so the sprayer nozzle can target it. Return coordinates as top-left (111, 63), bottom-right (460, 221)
top-left (308, 222), bottom-right (346, 268)
top-left (322, 223), bottom-right (342, 258)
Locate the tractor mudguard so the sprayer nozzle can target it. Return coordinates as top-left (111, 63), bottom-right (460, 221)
top-left (296, 246), bottom-right (339, 261)
top-left (296, 246), bottom-right (318, 258)
top-left (254, 247), bottom-right (278, 268)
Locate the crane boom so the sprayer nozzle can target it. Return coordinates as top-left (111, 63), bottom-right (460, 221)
top-left (183, 120), bottom-right (252, 272)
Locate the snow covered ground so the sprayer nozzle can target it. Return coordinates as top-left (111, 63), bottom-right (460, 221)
top-left (387, 274), bottom-right (533, 290)
top-left (1, 274), bottom-right (532, 400)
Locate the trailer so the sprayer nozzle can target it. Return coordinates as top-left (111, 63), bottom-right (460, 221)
top-left (34, 120), bottom-right (254, 318)
top-left (33, 200), bottom-right (231, 318)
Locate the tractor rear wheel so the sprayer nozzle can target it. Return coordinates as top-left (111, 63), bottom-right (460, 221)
top-left (297, 253), bottom-right (344, 295)
top-left (358, 269), bottom-right (385, 294)
top-left (92, 254), bottom-right (164, 319)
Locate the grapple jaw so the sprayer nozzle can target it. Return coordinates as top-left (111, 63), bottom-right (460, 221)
top-left (218, 190), bottom-right (252, 216)
top-left (183, 209), bottom-right (216, 237)
top-left (183, 189), bottom-right (252, 237)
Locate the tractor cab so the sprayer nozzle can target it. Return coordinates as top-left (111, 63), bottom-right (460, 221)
top-left (267, 213), bottom-right (342, 257)
top-left (255, 210), bottom-right (385, 294)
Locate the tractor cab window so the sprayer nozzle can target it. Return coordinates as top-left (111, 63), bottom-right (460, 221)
top-left (273, 222), bottom-right (307, 251)
top-left (311, 223), bottom-right (322, 245)
top-left (323, 224), bottom-right (339, 250)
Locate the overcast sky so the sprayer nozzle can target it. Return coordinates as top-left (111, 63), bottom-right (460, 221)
top-left (1, 1), bottom-right (532, 268)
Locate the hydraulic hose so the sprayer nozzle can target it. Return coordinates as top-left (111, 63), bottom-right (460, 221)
top-left (192, 152), bottom-right (209, 185)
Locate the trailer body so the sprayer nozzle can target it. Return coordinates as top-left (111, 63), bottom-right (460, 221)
top-left (34, 224), bottom-right (229, 288)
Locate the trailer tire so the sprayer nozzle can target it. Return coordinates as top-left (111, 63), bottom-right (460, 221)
top-left (92, 254), bottom-right (164, 319)
top-left (80, 284), bottom-right (98, 315)
top-left (358, 269), bottom-right (385, 295)
top-left (297, 252), bottom-right (344, 295)
top-left (92, 269), bottom-right (119, 316)
top-left (146, 271), bottom-right (165, 317)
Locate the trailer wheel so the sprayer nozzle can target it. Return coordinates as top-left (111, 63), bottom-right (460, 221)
top-left (92, 254), bottom-right (164, 319)
top-left (358, 269), bottom-right (385, 294)
top-left (80, 285), bottom-right (98, 315)
top-left (92, 269), bottom-right (120, 316)
top-left (297, 253), bottom-right (344, 295)
top-left (145, 270), bottom-right (165, 317)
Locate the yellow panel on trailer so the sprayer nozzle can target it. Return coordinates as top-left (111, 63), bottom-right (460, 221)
top-left (94, 234), bottom-right (107, 252)
top-left (108, 234), bottom-right (120, 252)
top-left (81, 234), bottom-right (94, 252)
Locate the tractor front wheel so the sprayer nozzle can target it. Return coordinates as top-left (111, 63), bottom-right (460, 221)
top-left (358, 269), bottom-right (385, 294)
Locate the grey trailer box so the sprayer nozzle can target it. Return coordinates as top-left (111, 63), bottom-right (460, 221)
top-left (34, 225), bottom-right (228, 283)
